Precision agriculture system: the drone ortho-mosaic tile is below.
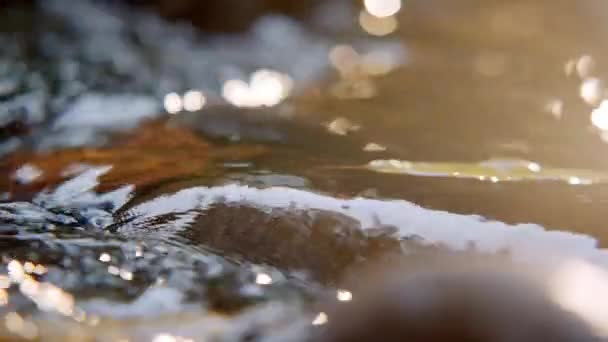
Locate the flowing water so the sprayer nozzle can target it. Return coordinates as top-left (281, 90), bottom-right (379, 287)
top-left (3, 0), bottom-right (608, 340)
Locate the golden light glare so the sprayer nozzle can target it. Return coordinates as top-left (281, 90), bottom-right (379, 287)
top-left (359, 10), bottom-right (398, 36)
top-left (580, 78), bottom-right (603, 105)
top-left (33, 265), bottom-right (47, 276)
top-left (364, 0), bottom-right (402, 18)
top-left (326, 117), bottom-right (361, 136)
top-left (5, 312), bottom-right (24, 334)
top-left (19, 277), bottom-right (40, 297)
top-left (568, 176), bottom-right (584, 185)
top-left (222, 79), bottom-right (250, 107)
top-left (23, 262), bottom-right (35, 274)
top-left (5, 264), bottom-right (76, 317)
top-left (35, 283), bottom-right (75, 316)
top-left (591, 100), bottom-right (608, 130)
top-left (0, 289), bottom-right (8, 306)
top-left (576, 55), bottom-right (595, 78)
top-left (163, 92), bottom-right (183, 114)
top-left (8, 260), bottom-right (25, 283)
top-left (182, 90), bottom-right (206, 112)
top-left (527, 162), bottom-right (541, 173)
top-left (545, 99), bottom-right (563, 119)
top-left (364, 142), bottom-right (387, 152)
top-left (152, 334), bottom-right (194, 342)
top-left (3, 313), bottom-right (38, 340)
top-left (119, 269), bottom-right (134, 281)
top-left (0, 275), bottom-right (9, 289)
top-left (153, 335), bottom-right (176, 342)
top-left (336, 289), bottom-right (353, 302)
top-left (250, 69), bottom-right (293, 106)
top-left (312, 312), bottom-right (329, 326)
top-left (222, 69), bottom-right (293, 108)
top-left (255, 273), bottom-right (273, 285)
top-left (99, 253), bottom-right (111, 263)
top-left (108, 266), bottom-right (120, 276)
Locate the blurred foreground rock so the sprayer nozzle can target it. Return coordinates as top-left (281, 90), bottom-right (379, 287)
top-left (321, 257), bottom-right (602, 342)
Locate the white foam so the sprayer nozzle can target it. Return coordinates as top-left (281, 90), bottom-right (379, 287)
top-left (123, 184), bottom-right (608, 267)
top-left (39, 166), bottom-right (112, 204)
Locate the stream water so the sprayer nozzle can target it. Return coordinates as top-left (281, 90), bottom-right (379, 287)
top-left (3, 0), bottom-right (608, 340)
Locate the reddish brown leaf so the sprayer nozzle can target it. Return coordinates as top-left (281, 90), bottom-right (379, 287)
top-left (2, 120), bottom-right (269, 196)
